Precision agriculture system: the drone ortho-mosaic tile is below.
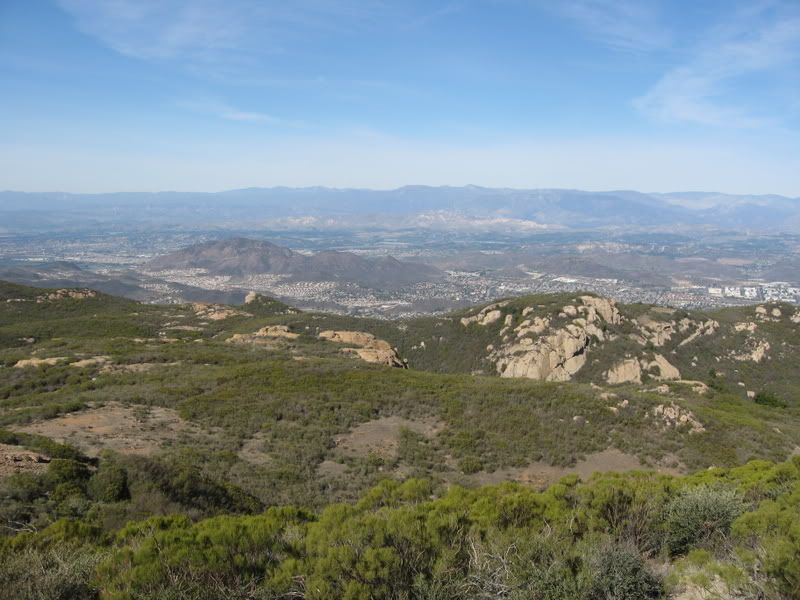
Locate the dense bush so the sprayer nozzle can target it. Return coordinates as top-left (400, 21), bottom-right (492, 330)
top-left (584, 542), bottom-right (662, 600)
top-left (0, 459), bottom-right (798, 599)
top-left (664, 485), bottom-right (744, 556)
top-left (88, 463), bottom-right (129, 503)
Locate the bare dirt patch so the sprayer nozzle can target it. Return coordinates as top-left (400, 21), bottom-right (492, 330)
top-left (0, 443), bottom-right (50, 478)
top-left (317, 460), bottom-right (349, 478)
top-left (12, 402), bottom-right (206, 457)
top-left (238, 432), bottom-right (272, 465)
top-left (334, 416), bottom-right (445, 459)
top-left (467, 449), bottom-right (683, 488)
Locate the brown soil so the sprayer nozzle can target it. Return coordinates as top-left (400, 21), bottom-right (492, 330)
top-left (467, 449), bottom-right (684, 488)
top-left (317, 460), bottom-right (349, 478)
top-left (12, 402), bottom-right (206, 457)
top-left (237, 432), bottom-right (272, 465)
top-left (0, 443), bottom-right (50, 478)
top-left (334, 416), bottom-right (445, 459)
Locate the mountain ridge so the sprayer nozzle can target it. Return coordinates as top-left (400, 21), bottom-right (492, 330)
top-left (3, 186), bottom-right (799, 232)
top-left (146, 237), bottom-right (443, 288)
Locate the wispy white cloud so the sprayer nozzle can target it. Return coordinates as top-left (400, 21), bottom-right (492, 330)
top-left (546, 0), bottom-right (671, 52)
top-left (634, 3), bottom-right (800, 128)
top-left (57, 0), bottom-right (420, 65)
top-left (57, 0), bottom-right (250, 61)
top-left (175, 97), bottom-right (305, 127)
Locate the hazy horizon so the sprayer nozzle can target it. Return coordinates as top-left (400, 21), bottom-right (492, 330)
top-left (3, 184), bottom-right (799, 200)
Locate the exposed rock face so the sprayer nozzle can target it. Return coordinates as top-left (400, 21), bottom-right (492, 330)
top-left (192, 303), bottom-right (250, 321)
top-left (70, 356), bottom-right (112, 369)
top-left (14, 357), bottom-right (66, 368)
top-left (35, 289), bottom-right (96, 303)
top-left (319, 330), bottom-right (406, 368)
top-left (494, 325), bottom-right (589, 381)
top-left (228, 325), bottom-right (300, 344)
top-left (647, 354), bottom-right (681, 380)
top-left (635, 316), bottom-right (675, 347)
top-left (793, 310), bottom-right (800, 324)
top-left (515, 316), bottom-right (550, 338)
top-left (460, 301), bottom-right (510, 327)
top-left (653, 403), bottom-right (705, 434)
top-left (733, 339), bottom-right (770, 363)
top-left (579, 295), bottom-right (621, 324)
top-left (677, 319), bottom-right (719, 347)
top-left (734, 322), bottom-right (757, 333)
top-left (244, 291), bottom-right (258, 304)
top-left (0, 443), bottom-right (50, 478)
top-left (490, 296), bottom-right (620, 382)
top-left (606, 359), bottom-right (642, 384)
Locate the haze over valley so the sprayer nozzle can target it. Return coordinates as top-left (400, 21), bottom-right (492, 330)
top-left (2, 186), bottom-right (799, 316)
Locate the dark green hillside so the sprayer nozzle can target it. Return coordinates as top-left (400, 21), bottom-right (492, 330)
top-left (1, 282), bottom-right (799, 509)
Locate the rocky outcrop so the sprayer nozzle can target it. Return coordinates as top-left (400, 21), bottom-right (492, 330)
top-left (0, 443), bottom-right (50, 478)
top-left (733, 339), bottom-right (770, 363)
top-left (488, 296), bottom-right (621, 382)
top-left (228, 325), bottom-right (300, 345)
top-left (755, 305), bottom-right (782, 322)
top-left (677, 319), bottom-right (719, 347)
top-left (35, 289), bottom-right (96, 303)
top-left (653, 403), bottom-right (705, 434)
top-left (494, 325), bottom-right (589, 381)
top-left (319, 330), bottom-right (406, 368)
top-left (14, 357), bottom-right (66, 368)
top-left (460, 301), bottom-right (509, 327)
top-left (793, 310), bottom-right (800, 324)
top-left (192, 303), bottom-right (250, 321)
top-left (579, 295), bottom-right (621, 324)
top-left (734, 322), bottom-right (757, 333)
top-left (70, 356), bottom-right (112, 369)
top-left (606, 359), bottom-right (642, 384)
top-left (647, 354), bottom-right (681, 380)
top-left (634, 316), bottom-right (675, 347)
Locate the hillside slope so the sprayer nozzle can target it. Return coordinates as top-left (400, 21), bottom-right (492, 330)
top-left (147, 237), bottom-right (443, 288)
top-left (2, 280), bottom-right (800, 597)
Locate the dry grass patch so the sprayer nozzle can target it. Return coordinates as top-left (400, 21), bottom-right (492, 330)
top-left (466, 449), bottom-right (683, 488)
top-left (11, 402), bottom-right (207, 457)
top-left (334, 416), bottom-right (445, 459)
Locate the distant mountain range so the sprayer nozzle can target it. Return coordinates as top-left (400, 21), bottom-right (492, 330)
top-left (147, 238), bottom-right (443, 288)
top-left (1, 186), bottom-right (799, 232)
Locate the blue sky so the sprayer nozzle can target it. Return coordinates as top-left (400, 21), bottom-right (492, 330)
top-left (1, 0), bottom-right (799, 194)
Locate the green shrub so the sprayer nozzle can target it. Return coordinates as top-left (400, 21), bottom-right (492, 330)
top-left (665, 486), bottom-right (744, 556)
top-left (584, 542), bottom-right (663, 600)
top-left (753, 392), bottom-right (786, 408)
top-left (87, 463), bottom-right (129, 503)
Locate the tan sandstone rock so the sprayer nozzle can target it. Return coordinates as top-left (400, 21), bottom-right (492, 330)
top-left (14, 357), bottom-right (67, 368)
top-left (606, 359), bottom-right (642, 385)
top-left (319, 330), bottom-right (405, 368)
top-left (653, 403), bottom-right (705, 434)
top-left (647, 354), bottom-right (681, 380)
